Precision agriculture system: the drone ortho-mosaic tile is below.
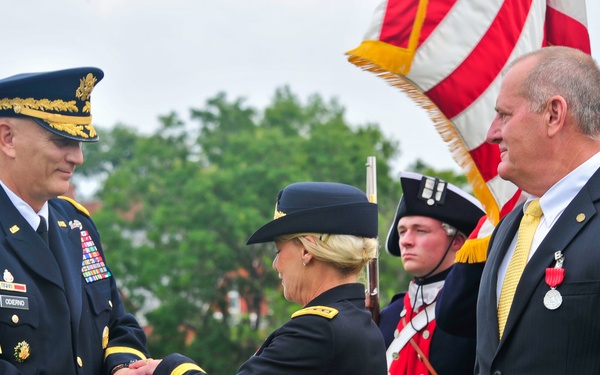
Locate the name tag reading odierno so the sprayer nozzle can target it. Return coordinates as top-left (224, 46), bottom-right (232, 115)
top-left (0, 295), bottom-right (29, 310)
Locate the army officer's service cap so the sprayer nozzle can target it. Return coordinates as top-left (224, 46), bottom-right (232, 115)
top-left (0, 67), bottom-right (104, 141)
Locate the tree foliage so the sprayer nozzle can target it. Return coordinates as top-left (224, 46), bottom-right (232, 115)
top-left (77, 86), bottom-right (465, 373)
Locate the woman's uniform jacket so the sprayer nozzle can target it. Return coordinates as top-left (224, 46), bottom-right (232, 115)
top-left (154, 283), bottom-right (387, 375)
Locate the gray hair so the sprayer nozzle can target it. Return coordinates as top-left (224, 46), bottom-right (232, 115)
top-left (441, 222), bottom-right (467, 239)
top-left (508, 46), bottom-right (600, 138)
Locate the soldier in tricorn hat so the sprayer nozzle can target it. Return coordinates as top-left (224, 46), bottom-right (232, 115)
top-left (379, 172), bottom-right (484, 375)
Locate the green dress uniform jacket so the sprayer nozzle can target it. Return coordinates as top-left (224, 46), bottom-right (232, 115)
top-left (155, 283), bottom-right (387, 375)
top-left (0, 187), bottom-right (149, 375)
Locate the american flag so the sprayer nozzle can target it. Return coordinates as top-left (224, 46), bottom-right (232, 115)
top-left (347, 0), bottom-right (591, 257)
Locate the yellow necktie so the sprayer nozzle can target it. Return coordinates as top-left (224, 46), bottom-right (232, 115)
top-left (497, 199), bottom-right (543, 338)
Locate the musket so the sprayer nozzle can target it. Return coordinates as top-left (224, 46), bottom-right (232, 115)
top-left (365, 156), bottom-right (380, 323)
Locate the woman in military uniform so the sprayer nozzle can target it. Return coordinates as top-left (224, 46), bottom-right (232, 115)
top-left (130, 181), bottom-right (387, 375)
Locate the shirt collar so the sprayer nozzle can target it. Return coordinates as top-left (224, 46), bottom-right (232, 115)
top-left (0, 180), bottom-right (49, 230)
top-left (535, 151), bottom-right (600, 228)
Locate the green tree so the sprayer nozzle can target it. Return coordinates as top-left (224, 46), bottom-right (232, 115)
top-left (78, 87), bottom-right (430, 373)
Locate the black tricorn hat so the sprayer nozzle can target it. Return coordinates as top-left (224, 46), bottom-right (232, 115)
top-left (247, 182), bottom-right (378, 244)
top-left (386, 172), bottom-right (485, 256)
top-left (0, 67), bottom-right (103, 142)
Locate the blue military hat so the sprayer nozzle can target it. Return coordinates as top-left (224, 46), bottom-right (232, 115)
top-left (247, 182), bottom-right (378, 244)
top-left (386, 171), bottom-right (485, 256)
top-left (0, 67), bottom-right (103, 141)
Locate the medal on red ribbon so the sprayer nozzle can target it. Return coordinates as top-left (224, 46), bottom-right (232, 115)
top-left (543, 250), bottom-right (565, 310)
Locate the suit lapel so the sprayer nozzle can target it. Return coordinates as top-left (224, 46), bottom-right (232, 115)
top-left (48, 206), bottom-right (84, 333)
top-left (481, 208), bottom-right (522, 347)
top-left (499, 169), bottom-right (600, 346)
top-left (0, 190), bottom-right (65, 289)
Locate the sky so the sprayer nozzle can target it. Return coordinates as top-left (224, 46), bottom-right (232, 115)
top-left (3, 0), bottom-right (600, 174)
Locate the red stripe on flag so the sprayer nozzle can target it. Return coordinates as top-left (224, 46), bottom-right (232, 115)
top-left (545, 7), bottom-right (591, 53)
top-left (425, 0), bottom-right (534, 119)
top-left (469, 142), bottom-right (501, 182)
top-left (380, 0), bottom-right (457, 49)
top-left (500, 189), bottom-right (523, 217)
top-left (380, 0), bottom-right (419, 48)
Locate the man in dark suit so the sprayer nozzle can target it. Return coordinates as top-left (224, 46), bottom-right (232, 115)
top-left (473, 46), bottom-right (600, 374)
top-left (0, 68), bottom-right (150, 374)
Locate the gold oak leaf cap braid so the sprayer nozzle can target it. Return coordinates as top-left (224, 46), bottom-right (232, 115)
top-left (0, 67), bottom-right (104, 142)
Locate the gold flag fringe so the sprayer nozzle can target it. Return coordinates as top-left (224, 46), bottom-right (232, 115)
top-left (346, 50), bottom-right (501, 226)
top-left (346, 41), bottom-right (415, 76)
top-left (346, 44), bottom-right (507, 262)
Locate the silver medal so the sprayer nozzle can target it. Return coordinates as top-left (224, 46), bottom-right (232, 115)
top-left (543, 288), bottom-right (562, 310)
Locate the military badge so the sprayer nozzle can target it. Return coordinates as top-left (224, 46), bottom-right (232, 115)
top-left (1, 270), bottom-right (26, 293)
top-left (14, 341), bottom-right (30, 363)
top-left (69, 220), bottom-right (83, 230)
top-left (544, 250), bottom-right (565, 310)
top-left (3, 270), bottom-right (14, 283)
top-left (80, 230), bottom-right (112, 283)
top-left (419, 176), bottom-right (447, 206)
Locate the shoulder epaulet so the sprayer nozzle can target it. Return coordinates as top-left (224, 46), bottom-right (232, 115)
top-left (390, 292), bottom-right (406, 304)
top-left (291, 305), bottom-right (339, 320)
top-left (58, 196), bottom-right (91, 217)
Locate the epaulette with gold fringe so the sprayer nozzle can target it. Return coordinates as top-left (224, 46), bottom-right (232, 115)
top-left (454, 236), bottom-right (490, 264)
top-left (291, 305), bottom-right (339, 320)
top-left (58, 195), bottom-right (91, 217)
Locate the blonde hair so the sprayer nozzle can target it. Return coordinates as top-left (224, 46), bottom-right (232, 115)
top-left (276, 233), bottom-right (378, 274)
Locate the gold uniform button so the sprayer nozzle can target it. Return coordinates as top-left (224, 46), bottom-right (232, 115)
top-left (108, 300), bottom-right (113, 308)
top-left (422, 329), bottom-right (430, 339)
top-left (12, 315), bottom-right (19, 324)
top-left (77, 356), bottom-right (83, 367)
top-left (576, 213), bottom-right (586, 222)
top-left (102, 326), bottom-right (109, 349)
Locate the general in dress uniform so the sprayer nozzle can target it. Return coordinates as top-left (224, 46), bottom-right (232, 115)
top-left (0, 68), bottom-right (149, 375)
